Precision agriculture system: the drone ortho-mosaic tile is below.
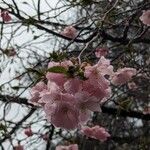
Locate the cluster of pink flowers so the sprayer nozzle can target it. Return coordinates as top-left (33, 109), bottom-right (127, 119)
top-left (61, 26), bottom-right (77, 38)
top-left (139, 10), bottom-right (150, 26)
top-left (0, 10), bottom-right (12, 22)
top-left (30, 55), bottom-right (136, 130)
top-left (56, 144), bottom-right (78, 150)
top-left (81, 125), bottom-right (110, 142)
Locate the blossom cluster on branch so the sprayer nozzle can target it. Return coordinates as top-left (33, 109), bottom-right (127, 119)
top-left (29, 53), bottom-right (136, 132)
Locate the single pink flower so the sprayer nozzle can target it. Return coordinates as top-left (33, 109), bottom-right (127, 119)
top-left (44, 101), bottom-right (79, 130)
top-left (61, 26), bottom-right (77, 38)
top-left (139, 10), bottom-right (150, 26)
top-left (56, 144), bottom-right (78, 150)
top-left (81, 125), bottom-right (110, 142)
top-left (24, 127), bottom-right (33, 137)
top-left (111, 67), bottom-right (137, 86)
top-left (95, 48), bottom-right (108, 58)
top-left (1, 10), bottom-right (12, 22)
top-left (14, 145), bottom-right (24, 150)
top-left (85, 57), bottom-right (114, 78)
top-left (84, 57), bottom-right (112, 101)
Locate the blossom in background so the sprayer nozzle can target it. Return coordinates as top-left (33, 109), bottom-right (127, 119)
top-left (111, 67), bottom-right (137, 86)
top-left (139, 10), bottom-right (150, 26)
top-left (24, 127), bottom-right (33, 137)
top-left (14, 145), bottom-right (24, 150)
top-left (56, 144), bottom-right (78, 150)
top-left (61, 26), bottom-right (77, 38)
top-left (95, 48), bottom-right (108, 58)
top-left (81, 125), bottom-right (110, 142)
top-left (0, 10), bottom-right (12, 22)
top-left (128, 82), bottom-right (137, 90)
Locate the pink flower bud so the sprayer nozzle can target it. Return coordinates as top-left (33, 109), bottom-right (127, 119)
top-left (1, 10), bottom-right (12, 22)
top-left (61, 26), bottom-right (77, 39)
top-left (24, 128), bottom-right (33, 137)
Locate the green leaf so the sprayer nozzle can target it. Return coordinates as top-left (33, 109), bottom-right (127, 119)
top-left (47, 66), bottom-right (67, 74)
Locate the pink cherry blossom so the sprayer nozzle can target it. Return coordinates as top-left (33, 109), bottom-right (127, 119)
top-left (61, 26), bottom-right (77, 39)
top-left (83, 57), bottom-right (112, 101)
top-left (85, 56), bottom-right (114, 78)
top-left (24, 127), bottom-right (33, 137)
top-left (139, 10), bottom-right (150, 26)
top-left (30, 81), bottom-right (47, 104)
top-left (95, 48), bottom-right (108, 58)
top-left (111, 67), bottom-right (137, 86)
top-left (56, 144), bottom-right (78, 150)
top-left (14, 145), bottom-right (24, 150)
top-left (82, 79), bottom-right (111, 101)
top-left (1, 10), bottom-right (12, 22)
top-left (44, 101), bottom-right (79, 130)
top-left (81, 125), bottom-right (110, 142)
top-left (75, 91), bottom-right (101, 123)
